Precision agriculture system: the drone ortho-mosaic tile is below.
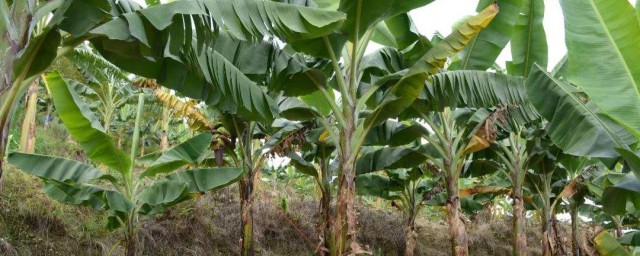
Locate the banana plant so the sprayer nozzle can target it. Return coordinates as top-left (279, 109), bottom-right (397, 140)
top-left (312, 7), bottom-right (499, 254)
top-left (356, 165), bottom-right (439, 256)
top-left (8, 72), bottom-right (243, 256)
top-left (287, 126), bottom-right (337, 254)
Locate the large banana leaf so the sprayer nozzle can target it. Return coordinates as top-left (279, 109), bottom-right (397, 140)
top-left (48, 0), bottom-right (114, 36)
top-left (363, 5), bottom-right (499, 129)
top-left (619, 231), bottom-right (640, 246)
top-left (193, 48), bottom-right (281, 122)
top-left (138, 180), bottom-right (191, 215)
top-left (507, 0), bottom-right (547, 77)
top-left (355, 173), bottom-right (403, 200)
top-left (140, 133), bottom-right (213, 178)
top-left (277, 96), bottom-right (322, 121)
top-left (43, 181), bottom-right (107, 209)
top-left (139, 0), bottom-right (346, 42)
top-left (44, 72), bottom-right (131, 174)
top-left (13, 28), bottom-right (61, 80)
top-left (288, 152), bottom-right (317, 177)
top-left (163, 168), bottom-right (243, 193)
top-left (404, 70), bottom-right (539, 125)
top-left (363, 120), bottom-right (429, 147)
top-left (370, 13), bottom-right (424, 51)
top-left (526, 65), bottom-right (635, 158)
top-left (8, 153), bottom-right (103, 183)
top-left (601, 173), bottom-right (640, 215)
top-left (356, 146), bottom-right (428, 175)
top-left (561, 0), bottom-right (640, 138)
top-left (453, 0), bottom-right (523, 71)
top-left (337, 0), bottom-right (434, 40)
top-left (594, 230), bottom-right (630, 256)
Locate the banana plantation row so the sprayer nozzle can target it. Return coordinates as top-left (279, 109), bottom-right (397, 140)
top-left (1, 0), bottom-right (640, 255)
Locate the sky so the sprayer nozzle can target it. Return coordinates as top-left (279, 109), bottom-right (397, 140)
top-left (408, 0), bottom-right (567, 69)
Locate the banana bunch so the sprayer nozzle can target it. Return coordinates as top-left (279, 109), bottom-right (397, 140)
top-left (154, 89), bottom-right (212, 131)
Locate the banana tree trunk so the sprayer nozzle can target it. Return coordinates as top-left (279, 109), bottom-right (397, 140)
top-left (331, 119), bottom-right (359, 256)
top-left (512, 186), bottom-right (527, 256)
top-left (124, 211), bottom-right (138, 256)
top-left (541, 178), bottom-right (553, 256)
top-left (613, 216), bottom-right (623, 238)
top-left (542, 210), bottom-right (552, 256)
top-left (319, 174), bottom-right (333, 255)
top-left (0, 122), bottom-right (8, 186)
top-left (571, 204), bottom-right (580, 256)
top-left (160, 106), bottom-right (169, 150)
top-left (239, 176), bottom-right (254, 256)
top-left (446, 176), bottom-right (468, 256)
top-left (19, 79), bottom-right (38, 153)
top-left (405, 206), bottom-right (418, 256)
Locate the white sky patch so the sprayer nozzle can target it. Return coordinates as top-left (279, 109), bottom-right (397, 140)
top-left (407, 0), bottom-right (567, 68)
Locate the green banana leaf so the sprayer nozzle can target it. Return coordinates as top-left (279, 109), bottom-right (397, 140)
top-left (507, 0), bottom-right (547, 77)
top-left (453, 0), bottom-right (523, 71)
top-left (526, 65), bottom-right (635, 158)
top-left (140, 133), bottom-right (213, 178)
top-left (288, 152), bottom-right (318, 177)
top-left (594, 230), bottom-right (630, 256)
top-left (371, 13), bottom-right (424, 51)
top-left (138, 180), bottom-right (191, 215)
top-left (561, 0), bottom-right (640, 138)
top-left (405, 70), bottom-right (539, 126)
top-left (337, 0), bottom-right (434, 40)
top-left (8, 153), bottom-right (104, 183)
top-left (363, 4), bottom-right (499, 129)
top-left (363, 120), bottom-right (429, 147)
top-left (44, 72), bottom-right (131, 174)
top-left (355, 173), bottom-right (403, 200)
top-left (602, 173), bottom-right (640, 215)
top-left (356, 146), bottom-right (428, 175)
top-left (164, 168), bottom-right (243, 193)
top-left (43, 181), bottom-right (106, 209)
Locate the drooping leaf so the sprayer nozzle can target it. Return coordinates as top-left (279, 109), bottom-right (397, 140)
top-left (44, 72), bottom-right (131, 174)
top-left (288, 152), bottom-right (317, 177)
top-left (355, 173), bottom-right (402, 200)
top-left (615, 148), bottom-right (640, 181)
top-left (42, 181), bottom-right (106, 210)
top-left (363, 120), bottom-right (429, 147)
top-left (526, 65), bottom-right (635, 158)
top-left (594, 230), bottom-right (630, 256)
top-left (14, 28), bottom-right (61, 80)
top-left (140, 133), bottom-right (213, 178)
top-left (405, 70), bottom-right (539, 125)
top-left (602, 173), bottom-right (640, 215)
top-left (619, 231), bottom-right (640, 246)
top-left (370, 13), bottom-right (423, 50)
top-left (561, 0), bottom-right (640, 138)
top-left (338, 0), bottom-right (434, 40)
top-left (138, 180), bottom-right (191, 215)
top-left (164, 168), bottom-right (243, 193)
top-left (8, 153), bottom-right (103, 183)
top-left (507, 0), bottom-right (548, 77)
top-left (453, 0), bottom-right (523, 71)
top-left (356, 146), bottom-right (428, 175)
top-left (277, 96), bottom-right (321, 121)
top-left (131, 0), bottom-right (346, 42)
top-left (364, 5), bottom-right (499, 129)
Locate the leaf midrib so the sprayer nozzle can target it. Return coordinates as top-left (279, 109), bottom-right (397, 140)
top-left (588, 0), bottom-right (640, 104)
